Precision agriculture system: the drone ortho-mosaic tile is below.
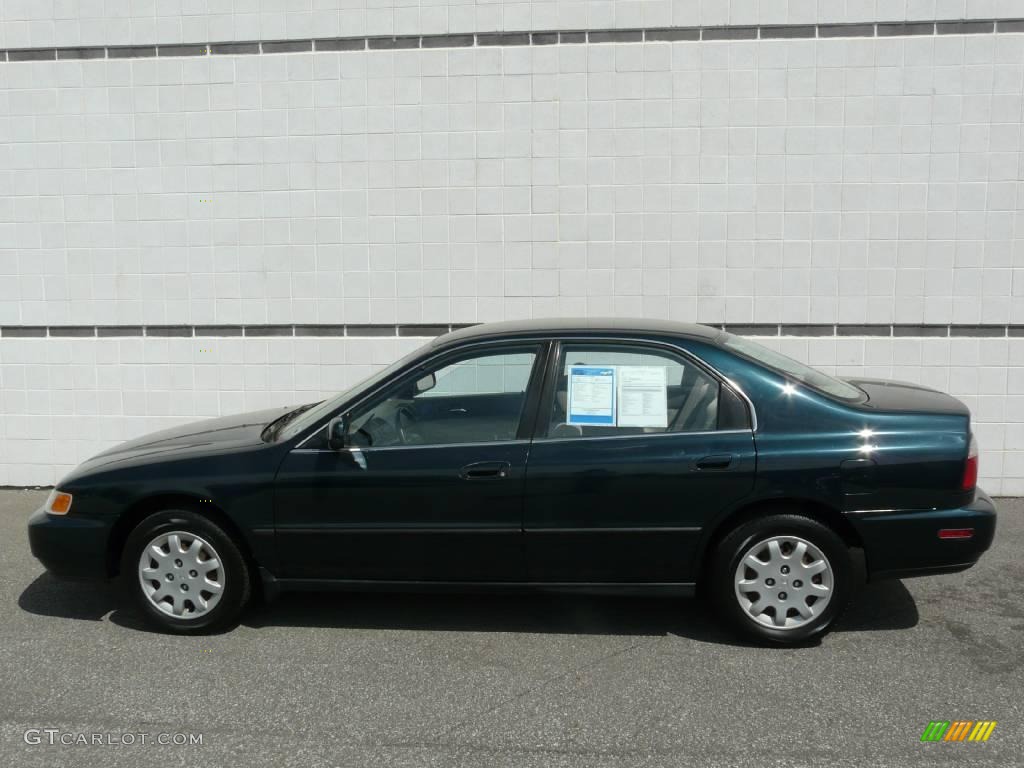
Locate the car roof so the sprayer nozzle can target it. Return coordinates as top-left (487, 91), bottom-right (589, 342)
top-left (431, 317), bottom-right (724, 349)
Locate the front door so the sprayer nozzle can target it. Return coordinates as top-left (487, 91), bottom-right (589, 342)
top-left (274, 343), bottom-right (545, 580)
top-left (523, 340), bottom-right (757, 583)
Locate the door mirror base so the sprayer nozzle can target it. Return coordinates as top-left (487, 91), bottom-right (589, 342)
top-left (327, 415), bottom-right (351, 451)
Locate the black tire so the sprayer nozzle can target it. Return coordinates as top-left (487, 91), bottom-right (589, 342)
top-left (121, 509), bottom-right (251, 634)
top-left (710, 514), bottom-right (854, 645)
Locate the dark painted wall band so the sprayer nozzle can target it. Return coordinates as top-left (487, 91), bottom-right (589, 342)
top-left (3, 324), bottom-right (1024, 339)
top-left (1, 18), bottom-right (1022, 62)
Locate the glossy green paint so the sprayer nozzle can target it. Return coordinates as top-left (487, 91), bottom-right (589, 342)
top-left (682, 336), bottom-right (973, 513)
top-left (28, 319), bottom-right (995, 589)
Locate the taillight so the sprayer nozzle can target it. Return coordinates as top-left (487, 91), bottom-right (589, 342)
top-left (961, 434), bottom-right (978, 491)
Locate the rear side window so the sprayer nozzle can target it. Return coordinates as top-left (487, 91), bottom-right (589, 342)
top-left (544, 343), bottom-right (748, 439)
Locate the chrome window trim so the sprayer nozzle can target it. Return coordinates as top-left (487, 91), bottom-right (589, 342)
top-left (293, 334), bottom-right (759, 450)
top-left (531, 428), bottom-right (754, 445)
top-left (293, 430), bottom-right (753, 454)
top-left (724, 376), bottom-right (758, 433)
top-left (292, 439), bottom-right (531, 454)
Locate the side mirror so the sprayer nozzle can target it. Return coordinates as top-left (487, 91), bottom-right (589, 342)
top-left (414, 372), bottom-right (436, 394)
top-left (327, 415), bottom-right (351, 451)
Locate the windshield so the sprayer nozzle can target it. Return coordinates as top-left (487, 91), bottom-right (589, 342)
top-left (722, 333), bottom-right (864, 402)
top-left (274, 343), bottom-right (429, 442)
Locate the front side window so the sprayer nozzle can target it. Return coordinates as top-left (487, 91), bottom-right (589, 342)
top-left (347, 347), bottom-right (539, 448)
top-left (545, 343), bottom-right (747, 438)
top-left (276, 344), bottom-right (427, 442)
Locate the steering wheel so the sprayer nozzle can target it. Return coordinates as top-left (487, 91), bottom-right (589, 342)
top-left (395, 405), bottom-right (417, 444)
top-left (355, 426), bottom-right (374, 447)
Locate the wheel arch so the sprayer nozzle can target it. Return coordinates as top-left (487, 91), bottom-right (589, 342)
top-left (695, 497), bottom-right (864, 585)
top-left (106, 493), bottom-right (255, 578)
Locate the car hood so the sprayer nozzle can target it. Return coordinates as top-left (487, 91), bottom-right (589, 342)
top-left (79, 406), bottom-right (296, 472)
top-left (846, 378), bottom-right (970, 417)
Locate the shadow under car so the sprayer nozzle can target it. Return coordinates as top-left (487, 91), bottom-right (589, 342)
top-left (18, 574), bottom-right (919, 647)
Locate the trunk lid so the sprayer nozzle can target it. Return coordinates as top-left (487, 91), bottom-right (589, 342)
top-left (840, 378), bottom-right (975, 510)
top-left (845, 378), bottom-right (970, 416)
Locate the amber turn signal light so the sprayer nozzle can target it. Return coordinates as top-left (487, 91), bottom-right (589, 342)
top-left (45, 490), bottom-right (73, 515)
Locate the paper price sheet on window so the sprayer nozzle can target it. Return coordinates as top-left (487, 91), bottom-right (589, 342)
top-left (567, 365), bottom-right (668, 428)
top-left (566, 366), bottom-right (616, 426)
top-left (617, 365), bottom-right (668, 428)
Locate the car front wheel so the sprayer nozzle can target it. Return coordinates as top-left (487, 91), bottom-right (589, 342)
top-left (711, 514), bottom-right (854, 644)
top-left (122, 509), bottom-right (251, 634)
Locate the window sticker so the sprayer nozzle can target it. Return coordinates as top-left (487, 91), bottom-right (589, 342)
top-left (616, 366), bottom-right (668, 428)
top-left (567, 366), bottom-right (616, 426)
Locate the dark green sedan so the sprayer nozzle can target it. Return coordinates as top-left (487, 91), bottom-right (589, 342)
top-left (28, 319), bottom-right (996, 643)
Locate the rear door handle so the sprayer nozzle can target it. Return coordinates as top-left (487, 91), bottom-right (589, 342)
top-left (460, 461), bottom-right (511, 480)
top-left (695, 454), bottom-right (734, 470)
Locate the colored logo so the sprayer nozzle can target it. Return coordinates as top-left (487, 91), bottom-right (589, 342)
top-left (921, 721), bottom-right (997, 742)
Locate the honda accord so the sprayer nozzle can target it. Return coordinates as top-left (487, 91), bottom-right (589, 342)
top-left (28, 318), bottom-right (996, 642)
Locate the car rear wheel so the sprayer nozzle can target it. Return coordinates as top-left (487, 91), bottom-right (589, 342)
top-left (711, 514), bottom-right (854, 644)
top-left (122, 509), bottom-right (251, 634)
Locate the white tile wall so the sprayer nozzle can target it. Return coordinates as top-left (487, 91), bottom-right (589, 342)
top-left (0, 334), bottom-right (429, 485)
top-left (0, 2), bottom-right (1011, 49)
top-left (2, 28), bottom-right (1024, 489)
top-left (1, 334), bottom-right (1022, 493)
top-left (1, 37), bottom-right (1022, 328)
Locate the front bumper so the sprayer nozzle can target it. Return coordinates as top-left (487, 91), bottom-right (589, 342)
top-left (849, 488), bottom-right (997, 580)
top-left (27, 507), bottom-right (112, 580)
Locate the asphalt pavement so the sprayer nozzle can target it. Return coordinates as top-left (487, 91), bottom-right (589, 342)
top-left (2, 488), bottom-right (1022, 767)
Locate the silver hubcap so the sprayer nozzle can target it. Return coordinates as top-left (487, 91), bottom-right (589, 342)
top-left (734, 535), bottom-right (833, 630)
top-left (138, 531), bottom-right (224, 620)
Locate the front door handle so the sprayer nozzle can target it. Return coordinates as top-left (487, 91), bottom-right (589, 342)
top-left (695, 454), bottom-right (734, 470)
top-left (460, 461), bottom-right (511, 480)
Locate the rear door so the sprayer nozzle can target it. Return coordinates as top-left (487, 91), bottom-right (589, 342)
top-left (523, 340), bottom-right (757, 583)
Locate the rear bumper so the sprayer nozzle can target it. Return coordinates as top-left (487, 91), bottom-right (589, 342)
top-left (849, 488), bottom-right (996, 580)
top-left (27, 507), bottom-right (112, 581)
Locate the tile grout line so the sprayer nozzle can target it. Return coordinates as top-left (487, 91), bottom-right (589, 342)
top-left (1, 18), bottom-right (1023, 62)
top-left (1, 324), bottom-right (1021, 339)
